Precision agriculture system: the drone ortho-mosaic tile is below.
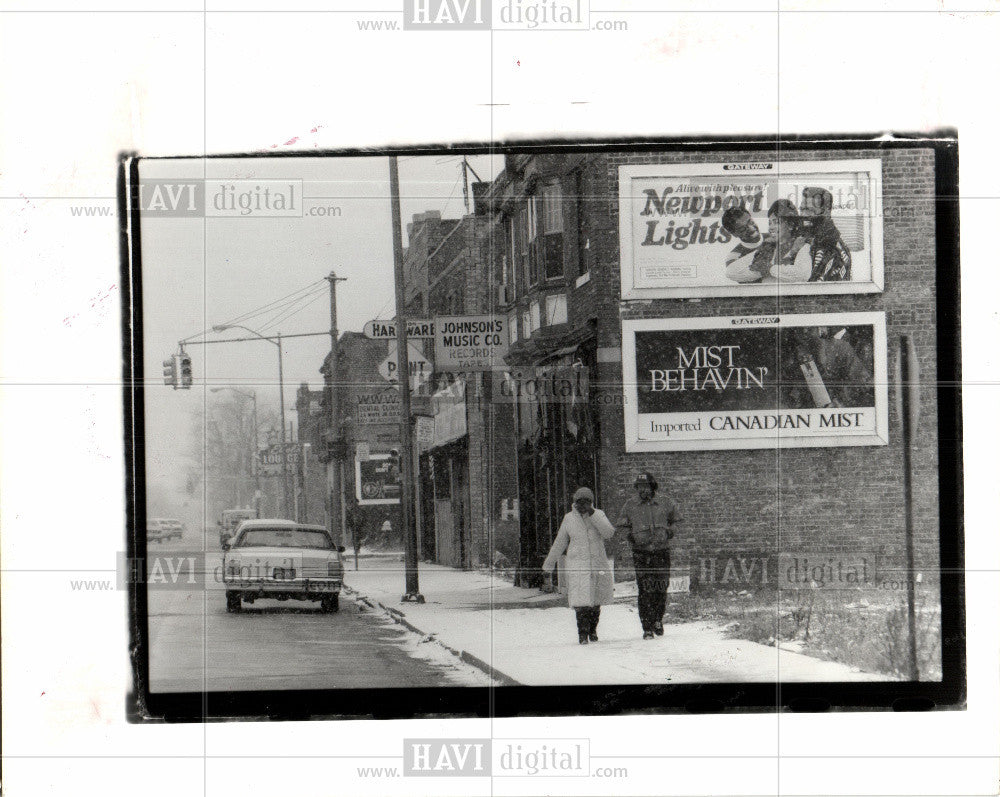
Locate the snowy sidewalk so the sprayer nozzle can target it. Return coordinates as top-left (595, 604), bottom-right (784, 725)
top-left (344, 554), bottom-right (890, 686)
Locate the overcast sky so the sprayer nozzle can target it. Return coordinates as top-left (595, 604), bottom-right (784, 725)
top-left (139, 154), bottom-right (500, 491)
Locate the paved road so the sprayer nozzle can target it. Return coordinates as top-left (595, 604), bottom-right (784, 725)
top-left (146, 542), bottom-right (489, 692)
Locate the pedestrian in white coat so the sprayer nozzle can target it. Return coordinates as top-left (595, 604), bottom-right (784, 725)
top-left (541, 487), bottom-right (616, 644)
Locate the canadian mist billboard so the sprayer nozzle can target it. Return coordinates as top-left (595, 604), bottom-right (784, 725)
top-left (621, 313), bottom-right (889, 452)
top-left (618, 158), bottom-right (884, 299)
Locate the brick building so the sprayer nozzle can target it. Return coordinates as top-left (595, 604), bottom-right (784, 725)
top-left (402, 209), bottom-right (519, 568)
top-left (293, 383), bottom-right (327, 525)
top-left (482, 147), bottom-right (941, 591)
top-left (321, 333), bottom-right (404, 548)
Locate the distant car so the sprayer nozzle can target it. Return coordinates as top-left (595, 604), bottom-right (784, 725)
top-left (222, 519), bottom-right (345, 614)
top-left (147, 518), bottom-right (184, 543)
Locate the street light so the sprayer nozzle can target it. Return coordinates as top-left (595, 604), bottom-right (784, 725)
top-left (211, 387), bottom-right (260, 517)
top-left (212, 324), bottom-right (292, 519)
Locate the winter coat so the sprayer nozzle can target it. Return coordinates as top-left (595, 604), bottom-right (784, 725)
top-left (541, 508), bottom-right (616, 607)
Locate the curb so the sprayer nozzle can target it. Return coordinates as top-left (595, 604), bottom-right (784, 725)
top-left (343, 585), bottom-right (522, 687)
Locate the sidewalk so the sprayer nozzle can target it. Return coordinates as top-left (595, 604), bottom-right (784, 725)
top-left (344, 554), bottom-right (891, 686)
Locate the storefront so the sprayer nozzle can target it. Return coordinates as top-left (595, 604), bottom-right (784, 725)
top-left (509, 343), bottom-right (599, 585)
top-left (423, 376), bottom-right (473, 569)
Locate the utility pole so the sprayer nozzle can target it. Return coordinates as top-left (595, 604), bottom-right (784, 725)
top-left (390, 156), bottom-right (423, 603)
top-left (326, 271), bottom-right (347, 546)
top-left (277, 332), bottom-right (291, 518)
top-left (462, 157), bottom-right (482, 214)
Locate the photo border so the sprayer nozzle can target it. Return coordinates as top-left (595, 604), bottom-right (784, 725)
top-left (121, 132), bottom-right (964, 721)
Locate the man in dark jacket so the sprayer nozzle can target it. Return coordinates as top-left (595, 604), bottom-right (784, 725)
top-left (616, 473), bottom-right (680, 639)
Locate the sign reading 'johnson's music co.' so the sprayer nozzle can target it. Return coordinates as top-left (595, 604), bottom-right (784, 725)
top-left (433, 315), bottom-right (509, 372)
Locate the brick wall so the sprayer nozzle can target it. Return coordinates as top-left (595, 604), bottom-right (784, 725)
top-left (574, 147), bottom-right (941, 585)
top-left (333, 332), bottom-right (403, 545)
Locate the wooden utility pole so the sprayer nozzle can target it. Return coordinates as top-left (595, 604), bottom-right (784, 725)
top-left (389, 156), bottom-right (423, 603)
top-left (326, 271), bottom-right (347, 546)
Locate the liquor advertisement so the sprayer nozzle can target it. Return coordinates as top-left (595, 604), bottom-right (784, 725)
top-left (621, 313), bottom-right (889, 451)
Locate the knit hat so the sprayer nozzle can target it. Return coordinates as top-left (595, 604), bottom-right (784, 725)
top-left (634, 472), bottom-right (658, 491)
top-left (572, 487), bottom-right (595, 502)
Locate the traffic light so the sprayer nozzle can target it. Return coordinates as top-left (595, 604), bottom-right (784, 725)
top-left (162, 356), bottom-right (178, 389)
top-left (178, 352), bottom-right (193, 389)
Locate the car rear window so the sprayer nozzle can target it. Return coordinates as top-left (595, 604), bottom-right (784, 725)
top-left (234, 528), bottom-right (333, 549)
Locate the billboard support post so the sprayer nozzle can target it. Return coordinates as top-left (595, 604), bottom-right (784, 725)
top-left (899, 335), bottom-right (920, 681)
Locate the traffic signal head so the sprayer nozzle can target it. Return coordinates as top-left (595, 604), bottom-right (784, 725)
top-left (179, 353), bottom-right (193, 389)
top-left (162, 356), bottom-right (178, 388)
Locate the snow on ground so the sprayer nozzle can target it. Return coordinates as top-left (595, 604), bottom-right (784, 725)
top-left (364, 602), bottom-right (496, 687)
top-left (346, 558), bottom-right (892, 686)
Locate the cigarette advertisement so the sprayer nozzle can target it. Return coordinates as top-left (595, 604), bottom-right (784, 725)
top-left (621, 313), bottom-right (889, 451)
top-left (618, 159), bottom-right (884, 298)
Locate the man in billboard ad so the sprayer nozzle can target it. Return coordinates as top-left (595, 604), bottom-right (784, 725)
top-left (621, 313), bottom-right (888, 452)
top-left (618, 158), bottom-right (883, 298)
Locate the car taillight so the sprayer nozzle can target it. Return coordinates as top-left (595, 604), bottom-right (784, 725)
top-left (328, 562), bottom-right (339, 576)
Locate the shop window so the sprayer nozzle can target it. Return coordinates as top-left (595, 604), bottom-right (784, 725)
top-left (434, 456), bottom-right (451, 500)
top-left (521, 309), bottom-right (531, 340)
top-left (529, 299), bottom-right (541, 332)
top-left (508, 311), bottom-right (519, 344)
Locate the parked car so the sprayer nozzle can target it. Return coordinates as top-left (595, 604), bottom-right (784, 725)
top-left (147, 518), bottom-right (184, 543)
top-left (222, 519), bottom-right (345, 614)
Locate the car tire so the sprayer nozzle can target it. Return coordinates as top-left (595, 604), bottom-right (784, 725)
top-left (321, 594), bottom-right (339, 613)
top-left (226, 591), bottom-right (242, 613)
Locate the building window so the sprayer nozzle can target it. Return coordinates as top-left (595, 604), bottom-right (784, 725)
top-left (540, 181), bottom-right (564, 280)
top-left (521, 309), bottom-right (532, 340)
top-left (545, 293), bottom-right (568, 326)
top-left (526, 195), bottom-right (541, 287)
top-left (575, 170), bottom-right (596, 280)
top-left (501, 215), bottom-right (516, 305)
top-left (514, 206), bottom-right (529, 294)
top-left (529, 299), bottom-right (541, 332)
top-left (508, 312), bottom-right (519, 344)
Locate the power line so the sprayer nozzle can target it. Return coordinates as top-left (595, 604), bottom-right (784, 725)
top-left (258, 289), bottom-right (327, 333)
top-left (251, 282), bottom-right (327, 331)
top-left (222, 278), bottom-right (325, 329)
